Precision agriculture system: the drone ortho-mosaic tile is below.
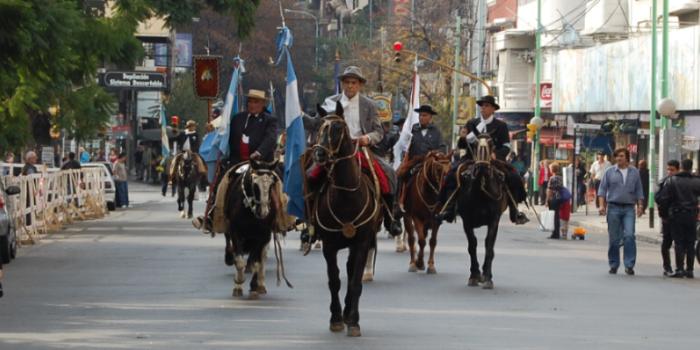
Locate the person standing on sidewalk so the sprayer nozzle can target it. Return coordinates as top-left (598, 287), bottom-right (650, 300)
top-left (590, 151), bottom-right (611, 209)
top-left (597, 148), bottom-right (644, 275)
top-left (655, 159), bottom-right (700, 278)
top-left (113, 153), bottom-right (129, 208)
top-left (656, 160), bottom-right (680, 276)
top-left (538, 160), bottom-right (551, 206)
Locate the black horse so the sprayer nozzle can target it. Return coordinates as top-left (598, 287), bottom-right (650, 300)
top-left (174, 150), bottom-right (202, 219)
top-left (222, 159), bottom-right (281, 298)
top-left (305, 102), bottom-right (383, 337)
top-left (456, 135), bottom-right (510, 290)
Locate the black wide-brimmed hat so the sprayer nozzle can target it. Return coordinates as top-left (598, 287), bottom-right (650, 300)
top-left (414, 104), bottom-right (438, 115)
top-left (476, 95), bottom-right (500, 110)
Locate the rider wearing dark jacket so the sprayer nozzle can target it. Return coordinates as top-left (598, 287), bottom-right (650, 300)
top-left (435, 95), bottom-right (528, 225)
top-left (655, 159), bottom-right (700, 278)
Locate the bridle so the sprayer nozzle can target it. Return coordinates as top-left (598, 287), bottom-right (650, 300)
top-left (240, 165), bottom-right (280, 219)
top-left (415, 153), bottom-right (448, 211)
top-left (312, 115), bottom-right (362, 192)
top-left (311, 115), bottom-right (380, 236)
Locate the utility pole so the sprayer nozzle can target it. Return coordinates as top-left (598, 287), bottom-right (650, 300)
top-left (532, 0), bottom-right (543, 194)
top-left (648, 0), bottom-right (658, 228)
top-left (451, 14), bottom-right (461, 150)
top-left (475, 0), bottom-right (486, 99)
top-left (661, 0), bottom-right (670, 130)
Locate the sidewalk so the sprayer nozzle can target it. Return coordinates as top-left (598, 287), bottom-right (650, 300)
top-left (531, 204), bottom-right (663, 244)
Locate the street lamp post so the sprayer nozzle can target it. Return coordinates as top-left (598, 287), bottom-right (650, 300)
top-left (284, 9), bottom-right (318, 69)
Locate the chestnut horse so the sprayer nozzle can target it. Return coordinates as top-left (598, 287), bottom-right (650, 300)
top-left (401, 151), bottom-right (451, 274)
top-left (305, 102), bottom-right (383, 337)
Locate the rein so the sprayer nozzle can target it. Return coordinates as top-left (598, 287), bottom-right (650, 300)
top-left (312, 116), bottom-right (381, 236)
top-left (414, 155), bottom-right (445, 212)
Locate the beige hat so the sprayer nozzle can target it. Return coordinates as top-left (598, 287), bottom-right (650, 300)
top-left (339, 66), bottom-right (367, 83)
top-left (186, 120), bottom-right (197, 128)
top-left (246, 89), bottom-right (268, 101)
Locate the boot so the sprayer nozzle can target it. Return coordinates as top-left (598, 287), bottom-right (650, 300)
top-left (382, 194), bottom-right (403, 237)
top-left (669, 269), bottom-right (686, 278)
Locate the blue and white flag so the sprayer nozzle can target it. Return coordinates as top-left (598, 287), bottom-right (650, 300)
top-left (159, 105), bottom-right (170, 160)
top-left (277, 26), bottom-right (306, 219)
top-left (213, 57), bottom-right (244, 158)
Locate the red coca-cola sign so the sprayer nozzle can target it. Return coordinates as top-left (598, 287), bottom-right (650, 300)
top-left (540, 83), bottom-right (552, 108)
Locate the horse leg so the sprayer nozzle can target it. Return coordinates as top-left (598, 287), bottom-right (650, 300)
top-left (224, 233), bottom-right (234, 266)
top-left (481, 222), bottom-right (500, 290)
top-left (322, 243), bottom-right (344, 333)
top-left (186, 183), bottom-right (195, 219)
top-left (232, 253), bottom-right (246, 297)
top-left (255, 243), bottom-right (268, 294)
top-left (427, 220), bottom-right (439, 274)
top-left (344, 241), bottom-right (370, 337)
top-left (177, 184), bottom-right (186, 218)
top-left (464, 224), bottom-right (481, 287)
top-left (415, 220), bottom-right (426, 271)
top-left (362, 239), bottom-right (376, 282)
top-left (406, 217), bottom-right (418, 272)
top-left (248, 243), bottom-right (267, 299)
top-left (395, 226), bottom-right (407, 253)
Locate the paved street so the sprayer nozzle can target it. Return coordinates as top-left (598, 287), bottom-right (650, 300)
top-left (1, 185), bottom-right (699, 350)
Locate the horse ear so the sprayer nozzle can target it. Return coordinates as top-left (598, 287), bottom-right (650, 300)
top-left (335, 101), bottom-right (344, 118)
top-left (316, 104), bottom-right (327, 118)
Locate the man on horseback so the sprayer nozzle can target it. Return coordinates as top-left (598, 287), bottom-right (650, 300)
top-left (307, 66), bottom-right (402, 236)
top-left (396, 104), bottom-right (445, 209)
top-left (170, 120), bottom-right (207, 179)
top-left (435, 95), bottom-right (529, 225)
top-left (192, 89), bottom-right (279, 231)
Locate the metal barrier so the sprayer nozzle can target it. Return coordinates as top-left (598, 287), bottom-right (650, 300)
top-left (0, 168), bottom-right (106, 244)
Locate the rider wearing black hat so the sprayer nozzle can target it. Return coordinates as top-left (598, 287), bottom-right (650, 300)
top-left (435, 95), bottom-right (529, 224)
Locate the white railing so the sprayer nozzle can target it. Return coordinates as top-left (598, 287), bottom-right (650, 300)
top-left (1, 168), bottom-right (106, 244)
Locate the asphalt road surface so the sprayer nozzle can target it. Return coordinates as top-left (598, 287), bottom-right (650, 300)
top-left (1, 185), bottom-right (698, 349)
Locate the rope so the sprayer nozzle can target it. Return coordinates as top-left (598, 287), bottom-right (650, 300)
top-left (273, 232), bottom-right (293, 288)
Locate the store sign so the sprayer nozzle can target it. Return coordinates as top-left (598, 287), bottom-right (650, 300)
top-left (101, 71), bottom-right (166, 90)
top-left (540, 83), bottom-right (552, 108)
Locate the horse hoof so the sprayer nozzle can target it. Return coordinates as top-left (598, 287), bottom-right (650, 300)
top-left (314, 241), bottom-right (322, 249)
top-left (427, 266), bottom-right (437, 274)
top-left (249, 291), bottom-right (259, 300)
top-left (329, 322), bottom-right (345, 333)
top-left (187, 213), bottom-right (193, 219)
top-left (416, 262), bottom-right (426, 271)
top-left (180, 211), bottom-right (186, 218)
top-left (362, 272), bottom-right (374, 282)
top-left (467, 278), bottom-right (480, 287)
top-left (408, 264), bottom-right (418, 273)
top-left (482, 280), bottom-right (494, 290)
top-left (256, 286), bottom-right (267, 295)
top-left (346, 325), bottom-right (362, 337)
top-left (232, 289), bottom-right (243, 297)
top-left (225, 252), bottom-right (234, 266)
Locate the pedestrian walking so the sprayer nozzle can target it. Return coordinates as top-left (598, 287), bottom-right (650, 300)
top-left (574, 157), bottom-right (587, 206)
top-left (113, 153), bottom-right (129, 208)
top-left (546, 162), bottom-right (572, 240)
top-left (638, 160), bottom-right (649, 214)
top-left (656, 159), bottom-right (680, 276)
top-left (597, 148), bottom-right (644, 275)
top-left (538, 160), bottom-right (551, 206)
top-left (590, 151), bottom-right (611, 208)
top-left (655, 159), bottom-right (700, 278)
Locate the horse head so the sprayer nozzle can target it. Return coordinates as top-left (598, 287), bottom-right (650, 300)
top-left (312, 101), bottom-right (353, 166)
top-left (243, 159), bottom-right (280, 219)
top-left (425, 151), bottom-right (451, 184)
top-left (178, 151), bottom-right (195, 179)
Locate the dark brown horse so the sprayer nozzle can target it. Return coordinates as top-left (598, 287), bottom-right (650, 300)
top-left (174, 150), bottom-right (202, 219)
top-left (401, 151), bottom-right (451, 274)
top-left (456, 135), bottom-right (509, 289)
top-left (305, 102), bottom-right (383, 337)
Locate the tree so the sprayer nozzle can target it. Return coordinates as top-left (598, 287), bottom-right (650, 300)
top-left (0, 0), bottom-right (260, 153)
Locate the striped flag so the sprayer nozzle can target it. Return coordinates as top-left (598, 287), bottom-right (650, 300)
top-left (277, 27), bottom-right (306, 218)
top-left (214, 57), bottom-right (244, 158)
top-left (159, 105), bottom-right (170, 160)
top-left (392, 65), bottom-right (420, 169)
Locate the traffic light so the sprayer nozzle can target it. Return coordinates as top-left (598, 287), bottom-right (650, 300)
top-left (392, 41), bottom-right (403, 63)
top-left (526, 123), bottom-right (538, 140)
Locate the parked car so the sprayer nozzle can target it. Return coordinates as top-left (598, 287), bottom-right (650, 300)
top-left (82, 162), bottom-right (116, 211)
top-left (0, 181), bottom-right (21, 264)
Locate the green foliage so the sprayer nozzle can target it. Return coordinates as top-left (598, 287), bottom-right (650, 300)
top-left (0, 0), bottom-right (260, 152)
top-left (163, 73), bottom-right (208, 133)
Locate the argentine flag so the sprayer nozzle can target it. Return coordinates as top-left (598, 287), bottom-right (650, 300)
top-left (159, 105), bottom-right (170, 160)
top-left (214, 57), bottom-right (244, 158)
top-left (277, 27), bottom-right (306, 219)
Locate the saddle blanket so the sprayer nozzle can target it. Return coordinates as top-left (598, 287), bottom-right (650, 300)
top-left (308, 152), bottom-right (390, 194)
